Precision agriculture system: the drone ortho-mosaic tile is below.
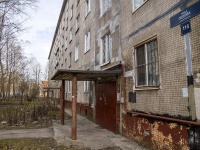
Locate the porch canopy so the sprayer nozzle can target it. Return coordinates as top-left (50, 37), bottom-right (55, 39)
top-left (51, 69), bottom-right (122, 140)
top-left (51, 69), bottom-right (122, 81)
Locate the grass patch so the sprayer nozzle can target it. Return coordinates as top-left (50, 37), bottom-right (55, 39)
top-left (0, 138), bottom-right (85, 150)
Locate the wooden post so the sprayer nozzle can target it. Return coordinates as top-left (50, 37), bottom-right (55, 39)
top-left (72, 75), bottom-right (77, 140)
top-left (61, 80), bottom-right (65, 125)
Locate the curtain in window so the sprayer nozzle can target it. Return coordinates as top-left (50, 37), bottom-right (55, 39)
top-left (147, 40), bottom-right (158, 86)
top-left (136, 45), bottom-right (146, 86)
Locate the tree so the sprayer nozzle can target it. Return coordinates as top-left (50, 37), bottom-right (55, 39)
top-left (0, 0), bottom-right (37, 100)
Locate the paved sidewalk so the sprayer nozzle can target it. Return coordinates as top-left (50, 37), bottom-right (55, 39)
top-left (0, 128), bottom-right (53, 140)
top-left (53, 109), bottom-right (148, 150)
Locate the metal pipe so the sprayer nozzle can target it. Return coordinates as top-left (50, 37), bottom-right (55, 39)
top-left (122, 64), bottom-right (127, 112)
top-left (72, 75), bottom-right (77, 140)
top-left (61, 80), bottom-right (65, 125)
top-left (127, 111), bottom-right (200, 126)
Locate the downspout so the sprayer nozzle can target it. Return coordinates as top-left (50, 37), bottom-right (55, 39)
top-left (117, 0), bottom-right (127, 134)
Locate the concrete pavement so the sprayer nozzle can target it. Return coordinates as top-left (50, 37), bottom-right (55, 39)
top-left (0, 128), bottom-right (53, 140)
top-left (53, 109), bottom-right (148, 150)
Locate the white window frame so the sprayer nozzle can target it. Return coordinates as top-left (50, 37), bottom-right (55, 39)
top-left (75, 45), bottom-right (79, 61)
top-left (132, 0), bottom-right (147, 12)
top-left (85, 0), bottom-right (91, 17)
top-left (84, 31), bottom-right (90, 53)
top-left (101, 34), bottom-right (111, 65)
top-left (84, 81), bottom-right (90, 92)
top-left (71, 5), bottom-right (73, 19)
top-left (68, 81), bottom-right (71, 93)
top-left (100, 0), bottom-right (112, 16)
top-left (135, 39), bottom-right (159, 87)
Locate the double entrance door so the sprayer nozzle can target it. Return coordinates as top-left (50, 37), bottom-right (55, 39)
top-left (95, 81), bottom-right (117, 132)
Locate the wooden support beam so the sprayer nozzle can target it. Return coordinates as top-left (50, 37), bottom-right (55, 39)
top-left (72, 75), bottom-right (77, 140)
top-left (61, 80), bottom-right (65, 125)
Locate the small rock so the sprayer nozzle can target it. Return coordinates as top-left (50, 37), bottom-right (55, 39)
top-left (32, 121), bottom-right (38, 124)
top-left (1, 121), bottom-right (7, 125)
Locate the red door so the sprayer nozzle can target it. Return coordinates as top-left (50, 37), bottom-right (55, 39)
top-left (96, 82), bottom-right (117, 132)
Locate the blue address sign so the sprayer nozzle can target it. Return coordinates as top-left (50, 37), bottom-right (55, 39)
top-left (170, 1), bottom-right (200, 28)
top-left (180, 21), bottom-right (191, 36)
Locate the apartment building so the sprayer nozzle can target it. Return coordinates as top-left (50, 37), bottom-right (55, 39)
top-left (48, 0), bottom-right (200, 149)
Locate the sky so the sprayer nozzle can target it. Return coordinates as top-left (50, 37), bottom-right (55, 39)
top-left (20, 0), bottom-right (63, 70)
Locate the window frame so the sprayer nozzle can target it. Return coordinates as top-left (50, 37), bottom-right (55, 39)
top-left (84, 31), bottom-right (90, 53)
top-left (100, 34), bottom-right (111, 66)
top-left (69, 28), bottom-right (72, 42)
top-left (75, 14), bottom-right (79, 32)
top-left (75, 45), bottom-right (79, 62)
top-left (85, 0), bottom-right (91, 17)
top-left (100, 0), bottom-right (112, 16)
top-left (68, 81), bottom-right (71, 93)
top-left (135, 39), bottom-right (159, 88)
top-left (84, 81), bottom-right (90, 92)
top-left (70, 5), bottom-right (73, 19)
top-left (132, 0), bottom-right (147, 12)
top-left (69, 52), bottom-right (72, 68)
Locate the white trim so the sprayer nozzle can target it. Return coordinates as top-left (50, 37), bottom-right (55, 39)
top-left (68, 81), bottom-right (71, 93)
top-left (84, 32), bottom-right (90, 53)
top-left (84, 81), bottom-right (90, 92)
top-left (75, 45), bottom-right (79, 61)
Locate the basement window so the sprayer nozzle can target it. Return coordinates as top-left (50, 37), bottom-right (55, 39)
top-left (135, 39), bottom-right (159, 87)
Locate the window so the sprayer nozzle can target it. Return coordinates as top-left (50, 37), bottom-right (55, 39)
top-left (86, 0), bottom-right (91, 16)
top-left (75, 14), bottom-right (79, 32)
top-left (101, 34), bottom-right (111, 65)
top-left (84, 81), bottom-right (90, 92)
top-left (100, 0), bottom-right (111, 15)
top-left (133, 0), bottom-right (147, 11)
top-left (75, 45), bottom-right (79, 61)
top-left (68, 81), bottom-right (71, 93)
top-left (135, 39), bottom-right (159, 87)
top-left (71, 5), bottom-right (73, 19)
top-left (66, 1), bottom-right (69, 10)
top-left (84, 31), bottom-right (90, 53)
top-left (69, 29), bottom-right (72, 42)
top-left (65, 58), bottom-right (67, 68)
top-left (69, 52), bottom-right (72, 68)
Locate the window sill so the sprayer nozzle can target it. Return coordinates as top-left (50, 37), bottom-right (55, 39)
top-left (85, 11), bottom-right (90, 19)
top-left (84, 49), bottom-right (90, 54)
top-left (134, 87), bottom-right (160, 91)
top-left (75, 28), bottom-right (79, 34)
top-left (100, 61), bottom-right (110, 67)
